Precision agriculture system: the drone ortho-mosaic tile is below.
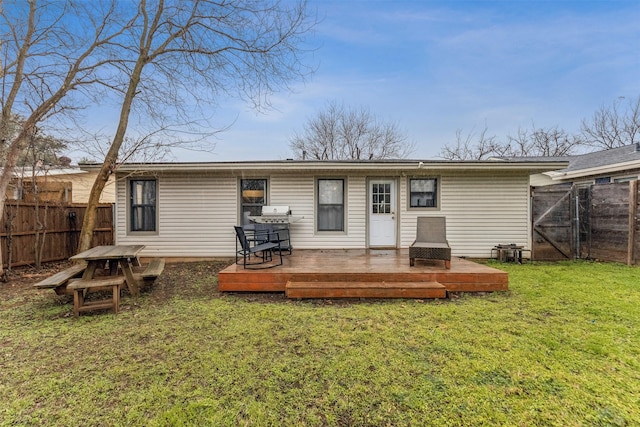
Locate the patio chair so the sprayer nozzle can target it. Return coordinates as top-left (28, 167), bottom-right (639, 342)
top-left (254, 224), bottom-right (292, 255)
top-left (409, 216), bottom-right (451, 269)
top-left (234, 226), bottom-right (283, 269)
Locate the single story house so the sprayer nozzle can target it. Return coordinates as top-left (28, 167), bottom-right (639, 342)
top-left (530, 143), bottom-right (640, 186)
top-left (8, 167), bottom-right (115, 203)
top-left (83, 159), bottom-right (567, 259)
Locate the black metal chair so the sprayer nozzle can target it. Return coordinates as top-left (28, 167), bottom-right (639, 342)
top-left (272, 226), bottom-right (292, 255)
top-left (253, 224), bottom-right (292, 255)
top-left (234, 226), bottom-right (283, 269)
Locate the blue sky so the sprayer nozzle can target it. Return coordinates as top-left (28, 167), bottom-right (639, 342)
top-left (167, 0), bottom-right (640, 161)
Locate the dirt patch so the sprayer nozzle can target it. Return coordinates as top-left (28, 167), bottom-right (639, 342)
top-left (1, 262), bottom-right (76, 303)
top-left (147, 260), bottom-right (233, 302)
top-left (3, 260), bottom-right (302, 308)
top-left (1, 260), bottom-right (233, 306)
top-left (2, 260), bottom-right (443, 309)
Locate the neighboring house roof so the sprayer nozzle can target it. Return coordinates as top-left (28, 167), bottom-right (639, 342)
top-left (10, 167), bottom-right (87, 179)
top-left (7, 166), bottom-right (115, 204)
top-left (500, 143), bottom-right (640, 182)
top-left (544, 143), bottom-right (640, 181)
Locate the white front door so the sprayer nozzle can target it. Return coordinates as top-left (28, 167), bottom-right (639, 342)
top-left (369, 179), bottom-right (396, 247)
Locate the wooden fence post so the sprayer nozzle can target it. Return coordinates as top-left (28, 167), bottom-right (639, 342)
top-left (628, 180), bottom-right (638, 266)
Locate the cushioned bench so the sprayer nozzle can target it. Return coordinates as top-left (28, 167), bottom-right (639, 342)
top-left (67, 276), bottom-right (125, 317)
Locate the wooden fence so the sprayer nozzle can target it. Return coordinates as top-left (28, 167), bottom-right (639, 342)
top-left (531, 180), bottom-right (639, 265)
top-left (1, 201), bottom-right (114, 268)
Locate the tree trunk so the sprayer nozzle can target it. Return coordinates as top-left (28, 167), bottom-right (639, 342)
top-left (77, 160), bottom-right (116, 253)
top-left (77, 57), bottom-right (146, 253)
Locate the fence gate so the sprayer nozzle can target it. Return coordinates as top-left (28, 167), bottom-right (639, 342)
top-left (531, 184), bottom-right (577, 261)
top-left (531, 181), bottom-right (639, 264)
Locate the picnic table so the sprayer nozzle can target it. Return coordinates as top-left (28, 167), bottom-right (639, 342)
top-left (70, 245), bottom-right (146, 297)
top-left (34, 244), bottom-right (165, 316)
top-left (63, 245), bottom-right (145, 316)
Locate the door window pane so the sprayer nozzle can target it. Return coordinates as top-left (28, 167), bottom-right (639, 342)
top-left (372, 181), bottom-right (392, 214)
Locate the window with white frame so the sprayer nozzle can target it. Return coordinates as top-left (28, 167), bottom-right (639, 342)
top-left (409, 177), bottom-right (438, 208)
top-left (130, 179), bottom-right (157, 232)
top-left (317, 178), bottom-right (344, 231)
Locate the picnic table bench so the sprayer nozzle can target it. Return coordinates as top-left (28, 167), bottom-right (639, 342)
top-left (135, 257), bottom-right (166, 282)
top-left (67, 276), bottom-right (125, 317)
top-left (32, 263), bottom-right (86, 295)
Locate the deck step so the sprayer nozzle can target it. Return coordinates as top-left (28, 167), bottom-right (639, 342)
top-left (285, 281), bottom-right (447, 299)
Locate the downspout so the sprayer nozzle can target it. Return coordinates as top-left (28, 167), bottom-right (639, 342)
top-left (574, 190), bottom-right (580, 259)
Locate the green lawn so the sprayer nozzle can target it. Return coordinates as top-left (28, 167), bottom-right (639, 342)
top-left (1, 260), bottom-right (639, 426)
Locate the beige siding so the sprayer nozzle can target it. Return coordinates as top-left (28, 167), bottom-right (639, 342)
top-left (9, 170), bottom-right (115, 203)
top-left (400, 174), bottom-right (530, 257)
top-left (345, 176), bottom-right (367, 247)
top-left (270, 175), bottom-right (366, 249)
top-left (269, 174), bottom-right (316, 248)
top-left (115, 170), bottom-right (532, 258)
top-left (71, 171), bottom-right (115, 203)
top-left (116, 174), bottom-right (237, 257)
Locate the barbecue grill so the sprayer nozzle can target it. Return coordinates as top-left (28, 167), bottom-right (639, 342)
top-left (248, 205), bottom-right (303, 224)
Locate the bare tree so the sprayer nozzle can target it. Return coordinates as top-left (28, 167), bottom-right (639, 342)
top-left (581, 96), bottom-right (640, 149)
top-left (443, 97), bottom-right (640, 161)
top-left (439, 124), bottom-right (503, 160)
top-left (15, 123), bottom-right (67, 167)
top-left (506, 125), bottom-right (585, 157)
top-left (0, 0), bottom-right (129, 276)
top-left (75, 131), bottom-right (176, 165)
top-left (440, 122), bottom-right (587, 160)
top-left (77, 0), bottom-right (315, 252)
top-left (289, 101), bottom-right (414, 160)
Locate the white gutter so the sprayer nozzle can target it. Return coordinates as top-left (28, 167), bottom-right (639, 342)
top-left (548, 159), bottom-right (640, 181)
top-left (9, 167), bottom-right (87, 178)
top-left (81, 160), bottom-right (569, 174)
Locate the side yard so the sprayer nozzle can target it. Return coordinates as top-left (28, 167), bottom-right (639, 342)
top-left (1, 260), bottom-right (638, 426)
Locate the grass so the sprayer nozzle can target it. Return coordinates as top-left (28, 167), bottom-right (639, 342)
top-left (1, 260), bottom-right (639, 426)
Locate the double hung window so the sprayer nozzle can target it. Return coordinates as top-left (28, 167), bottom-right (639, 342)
top-left (317, 179), bottom-right (344, 231)
top-left (130, 179), bottom-right (157, 232)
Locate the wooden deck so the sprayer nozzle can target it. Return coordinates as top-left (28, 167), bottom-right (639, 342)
top-left (218, 249), bottom-right (508, 299)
